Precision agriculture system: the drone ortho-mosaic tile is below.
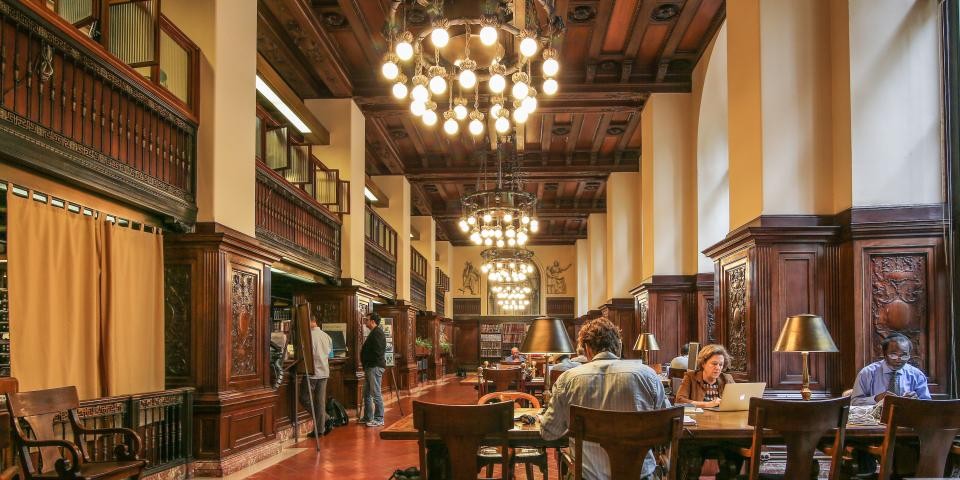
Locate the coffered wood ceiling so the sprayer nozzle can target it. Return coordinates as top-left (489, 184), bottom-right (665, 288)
top-left (258, 0), bottom-right (726, 244)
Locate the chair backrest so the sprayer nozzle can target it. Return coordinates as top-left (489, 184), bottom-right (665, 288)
top-left (499, 360), bottom-right (522, 367)
top-left (549, 367), bottom-right (563, 386)
top-left (746, 396), bottom-right (851, 480)
top-left (0, 378), bottom-right (19, 468)
top-left (6, 386), bottom-right (84, 475)
top-left (482, 367), bottom-right (523, 393)
top-left (877, 395), bottom-right (960, 480)
top-left (413, 401), bottom-right (514, 480)
top-left (668, 368), bottom-right (686, 379)
top-left (478, 391), bottom-right (541, 409)
top-left (569, 405), bottom-right (684, 480)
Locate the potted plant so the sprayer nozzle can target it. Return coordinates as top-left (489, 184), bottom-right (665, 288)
top-left (415, 337), bottom-right (433, 356)
top-left (439, 340), bottom-right (453, 356)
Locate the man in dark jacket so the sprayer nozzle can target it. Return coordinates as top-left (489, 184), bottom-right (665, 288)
top-left (360, 312), bottom-right (387, 426)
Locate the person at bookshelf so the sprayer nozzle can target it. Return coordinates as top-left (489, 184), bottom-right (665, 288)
top-left (503, 347), bottom-right (526, 363)
top-left (360, 312), bottom-right (386, 427)
top-left (300, 315), bottom-right (333, 437)
top-left (539, 318), bottom-right (669, 479)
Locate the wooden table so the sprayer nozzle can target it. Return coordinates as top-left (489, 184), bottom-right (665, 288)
top-left (460, 373), bottom-right (545, 397)
top-left (382, 407), bottom-right (891, 479)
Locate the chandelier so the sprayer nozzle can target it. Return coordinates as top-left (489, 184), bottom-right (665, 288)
top-left (480, 247), bottom-right (535, 283)
top-left (494, 283), bottom-right (532, 311)
top-left (382, 0), bottom-right (564, 138)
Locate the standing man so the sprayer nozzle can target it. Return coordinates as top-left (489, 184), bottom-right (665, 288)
top-left (300, 315), bottom-right (333, 437)
top-left (539, 318), bottom-right (670, 479)
top-left (851, 333), bottom-right (930, 406)
top-left (360, 312), bottom-right (386, 427)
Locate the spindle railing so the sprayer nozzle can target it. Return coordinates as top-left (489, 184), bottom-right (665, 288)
top-left (365, 206), bottom-right (397, 297)
top-left (410, 247), bottom-right (427, 311)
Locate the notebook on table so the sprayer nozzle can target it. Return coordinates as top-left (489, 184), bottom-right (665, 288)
top-left (703, 382), bottom-right (766, 411)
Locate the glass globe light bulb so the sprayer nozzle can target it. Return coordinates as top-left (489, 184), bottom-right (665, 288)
top-left (392, 81), bottom-right (408, 99)
top-left (512, 81), bottom-right (529, 100)
top-left (454, 104), bottom-right (468, 120)
top-left (443, 117), bottom-right (459, 135)
top-left (382, 60), bottom-right (399, 80)
top-left (521, 215), bottom-right (530, 224)
top-left (530, 219), bottom-right (539, 232)
top-left (503, 213), bottom-right (513, 222)
top-left (411, 84), bottom-right (429, 102)
top-left (483, 213), bottom-right (492, 223)
top-left (496, 239), bottom-right (505, 248)
top-left (467, 216), bottom-right (476, 225)
top-left (490, 103), bottom-right (502, 119)
top-left (458, 220), bottom-right (468, 232)
top-left (507, 238), bottom-right (516, 246)
top-left (484, 238), bottom-right (493, 246)
top-left (543, 58), bottom-right (560, 77)
top-left (480, 26), bottom-right (498, 46)
top-left (410, 101), bottom-right (426, 117)
top-left (431, 27), bottom-right (449, 48)
top-left (395, 35), bottom-right (414, 61)
top-left (459, 69), bottom-right (477, 89)
top-left (489, 74), bottom-right (506, 93)
top-left (495, 116), bottom-right (510, 133)
top-left (469, 118), bottom-right (484, 136)
top-left (519, 37), bottom-right (538, 57)
top-left (470, 232), bottom-right (481, 244)
top-left (521, 95), bottom-right (537, 113)
top-left (422, 109), bottom-right (438, 126)
top-left (493, 229), bottom-right (502, 238)
top-left (505, 228), bottom-right (515, 238)
top-left (543, 78), bottom-right (558, 95)
top-left (513, 107), bottom-right (528, 123)
top-left (429, 75), bottom-right (447, 95)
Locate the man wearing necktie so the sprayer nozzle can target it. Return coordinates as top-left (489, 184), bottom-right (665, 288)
top-left (851, 333), bottom-right (931, 406)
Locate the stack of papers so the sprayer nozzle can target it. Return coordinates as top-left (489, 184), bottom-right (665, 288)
top-left (683, 415), bottom-right (697, 426)
top-left (684, 407), bottom-right (703, 414)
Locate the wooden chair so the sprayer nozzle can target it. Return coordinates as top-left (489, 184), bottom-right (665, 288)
top-left (7, 386), bottom-right (146, 480)
top-left (477, 392), bottom-right (546, 479)
top-left (0, 378), bottom-right (20, 480)
top-left (413, 400), bottom-right (513, 480)
top-left (568, 405), bottom-right (684, 480)
top-left (741, 396), bottom-right (850, 480)
top-left (481, 367), bottom-right (523, 396)
top-left (874, 395), bottom-right (960, 480)
top-left (549, 368), bottom-right (563, 387)
top-left (668, 368), bottom-right (686, 396)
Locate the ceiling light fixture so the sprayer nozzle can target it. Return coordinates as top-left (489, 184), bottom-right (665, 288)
top-left (255, 75), bottom-right (311, 134)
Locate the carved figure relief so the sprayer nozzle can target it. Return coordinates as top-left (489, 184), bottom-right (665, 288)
top-left (458, 261), bottom-right (480, 295)
top-left (871, 254), bottom-right (927, 367)
top-left (638, 293), bottom-right (649, 332)
top-left (705, 297), bottom-right (717, 344)
top-left (726, 265), bottom-right (748, 373)
top-left (231, 270), bottom-right (257, 377)
top-left (164, 265), bottom-right (191, 378)
top-left (545, 260), bottom-right (572, 294)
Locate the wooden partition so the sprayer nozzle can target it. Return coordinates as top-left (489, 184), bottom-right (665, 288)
top-left (631, 277), bottom-right (698, 365)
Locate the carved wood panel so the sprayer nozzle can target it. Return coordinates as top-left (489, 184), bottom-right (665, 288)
top-left (231, 269), bottom-right (258, 378)
top-left (704, 297), bottom-right (716, 344)
top-left (453, 298), bottom-right (481, 316)
top-left (870, 255), bottom-right (927, 366)
top-left (164, 263), bottom-right (191, 380)
top-left (637, 292), bottom-right (649, 332)
top-left (725, 264), bottom-right (748, 374)
top-left (546, 297), bottom-right (576, 316)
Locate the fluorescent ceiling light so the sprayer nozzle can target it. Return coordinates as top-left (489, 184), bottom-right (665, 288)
top-left (364, 187), bottom-right (379, 202)
top-left (255, 75), bottom-right (311, 134)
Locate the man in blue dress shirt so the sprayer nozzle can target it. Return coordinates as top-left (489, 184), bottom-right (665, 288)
top-left (851, 333), bottom-right (930, 406)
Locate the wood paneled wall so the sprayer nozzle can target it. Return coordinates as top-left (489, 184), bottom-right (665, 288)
top-left (600, 299), bottom-right (639, 359)
top-left (631, 277), bottom-right (698, 365)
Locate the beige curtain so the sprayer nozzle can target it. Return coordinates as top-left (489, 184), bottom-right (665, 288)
top-left (8, 194), bottom-right (102, 399)
top-left (100, 222), bottom-right (164, 396)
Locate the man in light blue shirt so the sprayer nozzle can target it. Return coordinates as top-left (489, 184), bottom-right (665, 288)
top-left (539, 318), bottom-right (669, 479)
top-left (850, 333), bottom-right (930, 406)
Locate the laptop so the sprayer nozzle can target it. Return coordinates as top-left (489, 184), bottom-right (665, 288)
top-left (704, 382), bottom-right (766, 411)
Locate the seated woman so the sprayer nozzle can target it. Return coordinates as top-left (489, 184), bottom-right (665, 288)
top-left (675, 344), bottom-right (734, 407)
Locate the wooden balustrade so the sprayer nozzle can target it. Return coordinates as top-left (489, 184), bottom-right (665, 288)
top-left (0, 0), bottom-right (198, 225)
top-left (435, 267), bottom-right (449, 314)
top-left (255, 161), bottom-right (341, 278)
top-left (365, 206), bottom-right (397, 297)
top-left (410, 247), bottom-right (427, 311)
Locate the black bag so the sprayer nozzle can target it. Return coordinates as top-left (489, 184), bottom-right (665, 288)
top-left (388, 467), bottom-right (421, 480)
top-left (325, 397), bottom-right (349, 427)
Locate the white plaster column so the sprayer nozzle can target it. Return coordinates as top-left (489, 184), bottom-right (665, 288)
top-left (372, 176), bottom-right (412, 301)
top-left (586, 213), bottom-right (607, 310)
top-left (411, 216), bottom-right (437, 310)
top-left (575, 239), bottom-right (589, 316)
top-left (436, 240), bottom-right (454, 317)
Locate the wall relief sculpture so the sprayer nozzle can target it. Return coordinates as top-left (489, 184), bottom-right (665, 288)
top-left (231, 270), bottom-right (257, 377)
top-left (458, 260), bottom-right (480, 295)
top-left (545, 260), bottom-right (572, 294)
top-left (164, 264), bottom-right (191, 378)
top-left (871, 254), bottom-right (926, 367)
top-left (638, 294), bottom-right (649, 332)
top-left (726, 265), bottom-right (747, 373)
top-left (705, 297), bottom-right (717, 344)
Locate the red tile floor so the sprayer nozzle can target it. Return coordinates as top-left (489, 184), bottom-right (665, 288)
top-left (241, 377), bottom-right (720, 479)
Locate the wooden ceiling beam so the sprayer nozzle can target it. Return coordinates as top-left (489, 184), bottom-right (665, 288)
top-left (366, 118), bottom-right (405, 174)
top-left (565, 115), bottom-right (586, 165)
top-left (256, 9), bottom-right (326, 98)
top-left (405, 162), bottom-right (637, 182)
top-left (430, 205), bottom-right (606, 219)
top-left (336, 0), bottom-right (388, 66)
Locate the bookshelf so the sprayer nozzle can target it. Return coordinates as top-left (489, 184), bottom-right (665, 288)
top-left (479, 323), bottom-right (502, 360)
top-left (500, 323), bottom-right (529, 357)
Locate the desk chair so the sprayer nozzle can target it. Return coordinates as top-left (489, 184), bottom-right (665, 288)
top-left (548, 368), bottom-right (563, 387)
top-left (477, 392), bottom-right (547, 479)
top-left (874, 395), bottom-right (960, 480)
top-left (413, 400), bottom-right (513, 480)
top-left (7, 386), bottom-right (146, 480)
top-left (741, 396), bottom-right (850, 480)
top-left (568, 405), bottom-right (684, 480)
top-left (0, 377), bottom-right (19, 480)
top-left (668, 368), bottom-right (686, 396)
top-left (481, 367), bottom-right (523, 397)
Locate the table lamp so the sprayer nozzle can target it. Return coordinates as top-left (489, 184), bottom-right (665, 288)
top-left (633, 332), bottom-right (660, 364)
top-left (520, 317), bottom-right (575, 395)
top-left (773, 314), bottom-right (839, 400)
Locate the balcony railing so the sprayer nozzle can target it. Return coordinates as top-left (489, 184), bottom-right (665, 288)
top-left (1, 387), bottom-right (194, 476)
top-left (0, 0), bottom-right (198, 224)
top-left (256, 161), bottom-right (341, 278)
top-left (365, 206), bottom-right (397, 297)
top-left (435, 268), bottom-right (449, 314)
top-left (410, 247), bottom-right (427, 311)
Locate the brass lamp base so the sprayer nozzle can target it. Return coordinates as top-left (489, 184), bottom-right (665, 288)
top-left (800, 351), bottom-right (811, 401)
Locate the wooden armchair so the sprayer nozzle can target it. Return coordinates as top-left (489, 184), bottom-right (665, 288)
top-left (0, 378), bottom-right (20, 480)
top-left (480, 367), bottom-right (523, 396)
top-left (568, 405), bottom-right (684, 480)
top-left (7, 386), bottom-right (146, 480)
top-left (413, 400), bottom-right (513, 480)
top-left (478, 392), bottom-right (547, 479)
top-left (874, 395), bottom-right (960, 480)
top-left (741, 396), bottom-right (850, 480)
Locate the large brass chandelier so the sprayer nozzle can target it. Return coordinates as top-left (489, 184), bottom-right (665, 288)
top-left (382, 0), bottom-right (564, 137)
top-left (480, 247), bottom-right (535, 282)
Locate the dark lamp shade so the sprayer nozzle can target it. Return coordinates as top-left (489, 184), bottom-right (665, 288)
top-left (633, 333), bottom-right (660, 351)
top-left (520, 317), bottom-right (575, 354)
top-left (773, 314), bottom-right (839, 353)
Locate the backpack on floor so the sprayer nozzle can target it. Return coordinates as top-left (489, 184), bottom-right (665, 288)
top-left (388, 467), bottom-right (421, 480)
top-left (326, 397), bottom-right (349, 427)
